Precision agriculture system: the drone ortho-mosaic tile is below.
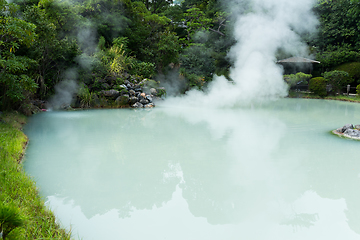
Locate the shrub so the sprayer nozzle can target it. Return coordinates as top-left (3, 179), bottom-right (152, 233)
top-left (323, 70), bottom-right (352, 94)
top-left (284, 72), bottom-right (312, 87)
top-left (317, 45), bottom-right (360, 69)
top-left (129, 61), bottom-right (156, 78)
top-left (356, 84), bottom-right (360, 97)
top-left (309, 77), bottom-right (327, 97)
top-left (77, 84), bottom-right (94, 108)
top-left (334, 62), bottom-right (360, 84)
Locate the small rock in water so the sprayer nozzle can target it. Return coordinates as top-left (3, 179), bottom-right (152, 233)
top-left (341, 124), bottom-right (354, 133)
top-left (336, 128), bottom-right (343, 133)
top-left (344, 128), bottom-right (360, 138)
top-left (354, 125), bottom-right (360, 130)
top-left (144, 103), bottom-right (155, 108)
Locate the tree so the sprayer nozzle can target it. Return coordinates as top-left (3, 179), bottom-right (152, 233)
top-left (0, 0), bottom-right (38, 110)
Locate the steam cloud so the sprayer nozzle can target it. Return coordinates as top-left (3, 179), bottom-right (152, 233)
top-left (47, 69), bottom-right (79, 110)
top-left (162, 0), bottom-right (318, 108)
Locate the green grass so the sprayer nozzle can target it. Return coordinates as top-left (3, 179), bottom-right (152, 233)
top-left (0, 112), bottom-right (71, 240)
top-left (288, 91), bottom-right (360, 103)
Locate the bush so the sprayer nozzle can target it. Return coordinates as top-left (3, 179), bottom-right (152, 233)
top-left (309, 77), bottom-right (327, 97)
top-left (129, 61), bottom-right (156, 78)
top-left (317, 45), bottom-right (360, 69)
top-left (356, 84), bottom-right (360, 97)
top-left (334, 62), bottom-right (360, 84)
top-left (284, 72), bottom-right (312, 87)
top-left (323, 70), bottom-right (352, 94)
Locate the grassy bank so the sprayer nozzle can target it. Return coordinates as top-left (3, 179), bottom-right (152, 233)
top-left (0, 112), bottom-right (71, 239)
top-left (288, 91), bottom-right (360, 103)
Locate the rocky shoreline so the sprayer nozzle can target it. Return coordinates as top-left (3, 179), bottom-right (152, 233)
top-left (333, 124), bottom-right (360, 140)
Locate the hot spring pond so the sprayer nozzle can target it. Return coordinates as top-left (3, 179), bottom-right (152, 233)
top-left (24, 98), bottom-right (360, 240)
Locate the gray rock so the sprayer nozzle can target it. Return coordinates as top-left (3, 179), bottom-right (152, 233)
top-left (115, 95), bottom-right (129, 105)
top-left (132, 102), bottom-right (143, 108)
top-left (336, 128), bottom-right (343, 133)
top-left (146, 95), bottom-right (153, 102)
top-left (355, 125), bottom-right (360, 130)
top-left (344, 128), bottom-right (360, 138)
top-left (144, 103), bottom-right (155, 108)
top-left (129, 97), bottom-right (139, 105)
top-left (341, 124), bottom-right (354, 133)
top-left (150, 88), bottom-right (157, 95)
top-left (129, 90), bottom-right (135, 96)
top-left (102, 89), bottom-right (120, 99)
top-left (140, 99), bottom-right (149, 105)
top-left (120, 84), bottom-right (128, 90)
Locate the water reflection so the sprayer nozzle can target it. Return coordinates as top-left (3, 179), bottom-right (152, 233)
top-left (24, 99), bottom-right (360, 239)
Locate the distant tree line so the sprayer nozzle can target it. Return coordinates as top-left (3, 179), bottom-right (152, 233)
top-left (1, 0), bottom-right (360, 111)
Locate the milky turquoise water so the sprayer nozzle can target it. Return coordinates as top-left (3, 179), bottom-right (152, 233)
top-left (24, 98), bottom-right (360, 240)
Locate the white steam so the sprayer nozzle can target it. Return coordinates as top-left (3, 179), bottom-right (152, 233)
top-left (47, 69), bottom-right (79, 110)
top-left (162, 0), bottom-right (318, 108)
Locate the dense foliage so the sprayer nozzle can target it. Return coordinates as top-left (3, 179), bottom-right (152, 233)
top-left (1, 0), bottom-right (360, 110)
top-left (309, 77), bottom-right (327, 97)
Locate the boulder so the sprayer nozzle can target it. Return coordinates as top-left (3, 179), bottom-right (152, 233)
top-left (341, 124), bottom-right (354, 133)
top-left (354, 125), bottom-right (360, 130)
top-left (129, 90), bottom-right (135, 96)
top-left (129, 97), bottom-right (139, 105)
top-left (144, 103), bottom-right (155, 108)
top-left (150, 88), bottom-right (157, 95)
top-left (102, 90), bottom-right (120, 99)
top-left (132, 102), bottom-right (143, 108)
top-left (146, 95), bottom-right (153, 102)
top-left (344, 128), bottom-right (360, 138)
top-left (115, 95), bottom-right (129, 106)
top-left (140, 99), bottom-right (149, 105)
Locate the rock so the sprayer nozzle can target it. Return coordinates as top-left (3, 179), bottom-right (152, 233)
top-left (129, 97), bottom-right (139, 105)
top-left (102, 90), bottom-right (120, 99)
top-left (336, 128), bottom-right (343, 133)
top-left (355, 125), bottom-right (360, 130)
top-left (115, 95), bottom-right (129, 106)
top-left (144, 103), bottom-right (155, 108)
top-left (344, 128), bottom-right (360, 138)
top-left (140, 99), bottom-right (149, 105)
top-left (129, 90), bottom-right (135, 96)
top-left (341, 124), bottom-right (354, 133)
top-left (132, 102), bottom-right (143, 108)
top-left (120, 84), bottom-right (128, 90)
top-left (150, 88), bottom-right (157, 95)
top-left (146, 95), bottom-right (153, 102)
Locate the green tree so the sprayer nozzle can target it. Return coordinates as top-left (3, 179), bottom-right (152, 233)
top-left (324, 70), bottom-right (352, 94)
top-left (0, 0), bottom-right (38, 110)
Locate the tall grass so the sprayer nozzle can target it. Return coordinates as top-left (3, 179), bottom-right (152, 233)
top-left (0, 112), bottom-right (71, 240)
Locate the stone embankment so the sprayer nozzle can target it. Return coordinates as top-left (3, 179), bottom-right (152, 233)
top-left (333, 124), bottom-right (360, 139)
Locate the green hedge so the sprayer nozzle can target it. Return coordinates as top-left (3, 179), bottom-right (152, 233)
top-left (309, 77), bottom-right (327, 97)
